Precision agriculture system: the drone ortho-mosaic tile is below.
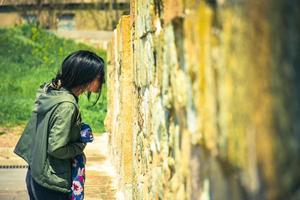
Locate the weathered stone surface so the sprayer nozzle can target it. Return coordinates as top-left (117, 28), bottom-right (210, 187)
top-left (106, 0), bottom-right (300, 200)
top-left (104, 32), bottom-right (115, 134)
top-left (105, 15), bottom-right (134, 199)
top-left (163, 0), bottom-right (184, 25)
top-left (119, 15), bottom-right (134, 186)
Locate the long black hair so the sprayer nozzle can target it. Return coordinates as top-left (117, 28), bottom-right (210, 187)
top-left (51, 50), bottom-right (105, 105)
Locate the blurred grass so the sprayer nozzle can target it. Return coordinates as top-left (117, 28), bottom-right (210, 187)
top-left (0, 24), bottom-right (107, 133)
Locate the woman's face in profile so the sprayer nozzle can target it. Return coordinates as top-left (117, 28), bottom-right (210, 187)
top-left (88, 76), bottom-right (103, 93)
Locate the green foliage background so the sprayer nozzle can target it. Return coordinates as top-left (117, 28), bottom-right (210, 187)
top-left (0, 25), bottom-right (107, 133)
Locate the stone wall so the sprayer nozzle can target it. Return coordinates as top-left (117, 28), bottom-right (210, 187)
top-left (105, 1), bottom-right (300, 200)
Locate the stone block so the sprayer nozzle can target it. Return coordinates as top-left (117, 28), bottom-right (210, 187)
top-left (163, 0), bottom-right (184, 25)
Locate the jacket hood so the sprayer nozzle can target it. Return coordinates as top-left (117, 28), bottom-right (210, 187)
top-left (34, 83), bottom-right (78, 114)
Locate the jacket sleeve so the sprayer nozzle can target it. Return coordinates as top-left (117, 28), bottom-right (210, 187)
top-left (47, 102), bottom-right (86, 159)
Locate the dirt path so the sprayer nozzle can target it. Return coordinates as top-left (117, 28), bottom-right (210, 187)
top-left (0, 126), bottom-right (24, 148)
top-left (84, 133), bottom-right (118, 200)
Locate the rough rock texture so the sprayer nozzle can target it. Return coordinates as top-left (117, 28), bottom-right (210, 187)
top-left (105, 15), bottom-right (134, 199)
top-left (105, 0), bottom-right (300, 199)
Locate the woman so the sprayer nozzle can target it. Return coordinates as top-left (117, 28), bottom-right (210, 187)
top-left (14, 50), bottom-right (105, 200)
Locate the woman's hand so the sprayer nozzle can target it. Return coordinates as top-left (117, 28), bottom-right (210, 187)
top-left (80, 123), bottom-right (94, 143)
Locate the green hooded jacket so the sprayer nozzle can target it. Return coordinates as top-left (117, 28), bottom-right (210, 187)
top-left (14, 83), bottom-right (86, 193)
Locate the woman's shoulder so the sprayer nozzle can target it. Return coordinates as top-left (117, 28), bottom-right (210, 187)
top-left (54, 101), bottom-right (78, 114)
top-left (49, 101), bottom-right (81, 124)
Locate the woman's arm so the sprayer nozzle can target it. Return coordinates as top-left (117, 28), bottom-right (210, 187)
top-left (47, 102), bottom-right (86, 159)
